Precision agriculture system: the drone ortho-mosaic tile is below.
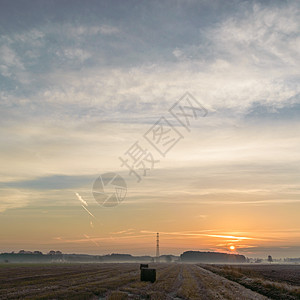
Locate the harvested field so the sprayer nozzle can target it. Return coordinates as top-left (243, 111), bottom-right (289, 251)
top-left (0, 263), bottom-right (299, 299)
top-left (215, 264), bottom-right (300, 286)
top-left (201, 264), bottom-right (300, 300)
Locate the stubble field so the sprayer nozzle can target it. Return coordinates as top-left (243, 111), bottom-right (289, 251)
top-left (0, 263), bottom-right (299, 299)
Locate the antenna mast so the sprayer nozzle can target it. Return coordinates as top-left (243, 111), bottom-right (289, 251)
top-left (156, 232), bottom-right (160, 262)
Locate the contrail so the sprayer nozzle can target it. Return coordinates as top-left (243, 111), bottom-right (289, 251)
top-left (75, 192), bottom-right (88, 206)
top-left (81, 205), bottom-right (96, 219)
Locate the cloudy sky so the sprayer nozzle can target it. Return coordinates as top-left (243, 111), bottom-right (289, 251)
top-left (0, 0), bottom-right (299, 258)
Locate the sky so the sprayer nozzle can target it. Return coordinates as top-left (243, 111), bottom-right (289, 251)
top-left (0, 0), bottom-right (299, 259)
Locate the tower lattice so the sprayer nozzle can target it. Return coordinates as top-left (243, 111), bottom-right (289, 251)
top-left (156, 232), bottom-right (160, 262)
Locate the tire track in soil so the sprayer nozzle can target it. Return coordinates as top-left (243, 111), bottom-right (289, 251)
top-left (188, 265), bottom-right (213, 300)
top-left (151, 264), bottom-right (181, 297)
top-left (193, 265), bottom-right (269, 300)
top-left (166, 264), bottom-right (184, 300)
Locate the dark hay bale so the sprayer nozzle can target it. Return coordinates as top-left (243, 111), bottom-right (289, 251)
top-left (140, 268), bottom-right (156, 283)
top-left (140, 263), bottom-right (149, 270)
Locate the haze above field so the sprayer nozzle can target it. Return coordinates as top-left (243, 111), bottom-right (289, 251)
top-left (0, 0), bottom-right (299, 258)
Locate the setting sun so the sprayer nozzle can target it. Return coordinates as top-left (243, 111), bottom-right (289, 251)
top-left (229, 246), bottom-right (235, 251)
